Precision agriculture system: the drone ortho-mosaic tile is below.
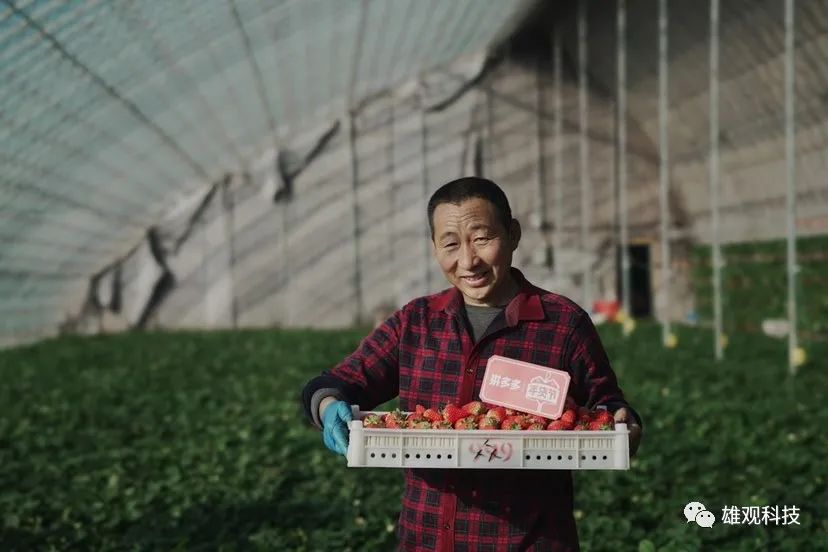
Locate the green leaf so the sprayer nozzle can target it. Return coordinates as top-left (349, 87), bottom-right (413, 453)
top-left (638, 539), bottom-right (656, 552)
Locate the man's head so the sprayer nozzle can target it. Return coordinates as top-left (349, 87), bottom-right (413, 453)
top-left (428, 177), bottom-right (521, 306)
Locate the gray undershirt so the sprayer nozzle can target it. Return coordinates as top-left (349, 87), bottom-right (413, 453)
top-left (464, 304), bottom-right (505, 343)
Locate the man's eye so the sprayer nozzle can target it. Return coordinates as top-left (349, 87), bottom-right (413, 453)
top-left (474, 237), bottom-right (490, 244)
top-left (443, 242), bottom-right (458, 249)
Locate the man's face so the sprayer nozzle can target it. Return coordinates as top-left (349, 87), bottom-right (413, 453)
top-left (431, 197), bottom-right (519, 306)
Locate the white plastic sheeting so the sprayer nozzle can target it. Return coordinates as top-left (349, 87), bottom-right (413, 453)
top-left (0, 0), bottom-right (533, 344)
top-left (5, 0), bottom-right (828, 347)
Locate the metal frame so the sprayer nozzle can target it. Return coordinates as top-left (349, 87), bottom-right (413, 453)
top-left (784, 0), bottom-right (799, 374)
top-left (709, 0), bottom-right (724, 361)
top-left (658, 0), bottom-right (672, 346)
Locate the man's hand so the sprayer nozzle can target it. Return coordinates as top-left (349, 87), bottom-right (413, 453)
top-left (614, 407), bottom-right (642, 457)
top-left (321, 400), bottom-right (353, 456)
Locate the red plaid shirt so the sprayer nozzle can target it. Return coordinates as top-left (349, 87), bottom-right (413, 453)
top-left (303, 269), bottom-right (640, 551)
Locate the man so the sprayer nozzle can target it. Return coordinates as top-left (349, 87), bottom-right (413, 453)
top-left (302, 176), bottom-right (642, 551)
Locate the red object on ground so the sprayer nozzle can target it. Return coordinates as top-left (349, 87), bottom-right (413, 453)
top-left (593, 299), bottom-right (621, 322)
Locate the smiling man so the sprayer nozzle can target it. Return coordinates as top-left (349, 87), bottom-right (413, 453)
top-left (302, 176), bottom-right (642, 551)
top-left (431, 194), bottom-right (520, 307)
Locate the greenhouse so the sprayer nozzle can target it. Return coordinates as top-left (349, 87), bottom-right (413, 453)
top-left (1, 0), bottom-right (826, 550)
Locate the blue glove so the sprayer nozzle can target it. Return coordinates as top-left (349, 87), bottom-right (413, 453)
top-left (322, 400), bottom-right (353, 456)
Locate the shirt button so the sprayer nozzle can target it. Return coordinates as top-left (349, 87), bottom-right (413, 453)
top-left (466, 368), bottom-right (474, 374)
top-left (444, 523), bottom-right (451, 530)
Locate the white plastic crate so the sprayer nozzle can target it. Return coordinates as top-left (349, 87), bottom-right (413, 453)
top-left (346, 410), bottom-right (630, 470)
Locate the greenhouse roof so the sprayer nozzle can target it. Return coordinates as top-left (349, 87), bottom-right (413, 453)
top-left (0, 0), bottom-right (533, 337)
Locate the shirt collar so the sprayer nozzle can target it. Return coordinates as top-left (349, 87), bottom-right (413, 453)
top-left (427, 267), bottom-right (546, 326)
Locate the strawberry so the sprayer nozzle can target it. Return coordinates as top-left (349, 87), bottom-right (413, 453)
top-left (501, 416), bottom-right (525, 430)
top-left (478, 416), bottom-right (500, 430)
top-left (573, 421), bottom-right (590, 431)
top-left (546, 420), bottom-right (570, 431)
top-left (559, 409), bottom-right (577, 426)
top-left (385, 417), bottom-right (403, 429)
top-left (561, 418), bottom-right (577, 430)
top-left (454, 416), bottom-right (478, 430)
top-left (406, 413), bottom-right (428, 428)
top-left (442, 404), bottom-right (468, 425)
top-left (526, 414), bottom-right (549, 426)
top-left (409, 420), bottom-right (432, 429)
top-left (564, 395), bottom-right (578, 411)
top-left (383, 409), bottom-right (406, 427)
top-left (363, 414), bottom-right (385, 428)
top-left (526, 422), bottom-right (546, 431)
top-left (505, 408), bottom-right (518, 416)
top-left (589, 420), bottom-right (614, 431)
top-left (422, 408), bottom-right (443, 423)
top-left (415, 404), bottom-right (426, 416)
top-left (462, 401), bottom-right (486, 416)
top-left (485, 406), bottom-right (507, 423)
top-left (593, 409), bottom-right (614, 424)
top-left (431, 420), bottom-right (453, 429)
top-left (577, 407), bottom-right (592, 423)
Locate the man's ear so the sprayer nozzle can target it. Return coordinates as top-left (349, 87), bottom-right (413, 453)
top-left (509, 219), bottom-right (521, 250)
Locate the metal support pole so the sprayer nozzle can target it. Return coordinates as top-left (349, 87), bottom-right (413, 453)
top-left (553, 26), bottom-right (564, 278)
top-left (388, 100), bottom-right (396, 263)
top-left (658, 0), bottom-right (672, 345)
top-left (618, 0), bottom-right (631, 322)
top-left (578, 0), bottom-right (593, 310)
top-left (534, 56), bottom-right (548, 235)
top-left (347, 0), bottom-right (368, 324)
top-left (222, 176), bottom-right (239, 327)
top-left (709, 0), bottom-right (724, 360)
top-left (420, 87), bottom-right (433, 294)
top-left (785, 0), bottom-right (799, 374)
top-left (486, 88), bottom-right (495, 178)
top-left (348, 112), bottom-right (364, 324)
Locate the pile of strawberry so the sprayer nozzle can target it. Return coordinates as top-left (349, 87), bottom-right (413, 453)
top-left (361, 398), bottom-right (615, 431)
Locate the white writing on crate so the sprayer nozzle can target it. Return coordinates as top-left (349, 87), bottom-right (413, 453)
top-left (721, 505), bottom-right (800, 526)
top-left (488, 373), bottom-right (521, 391)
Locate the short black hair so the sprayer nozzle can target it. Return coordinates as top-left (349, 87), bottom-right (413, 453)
top-left (427, 177), bottom-right (513, 239)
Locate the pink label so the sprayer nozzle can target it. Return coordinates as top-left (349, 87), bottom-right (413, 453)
top-left (479, 355), bottom-right (571, 419)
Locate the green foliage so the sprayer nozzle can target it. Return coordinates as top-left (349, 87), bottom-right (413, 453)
top-left (1, 324), bottom-right (827, 550)
top-left (692, 234), bottom-right (828, 337)
top-left (577, 322), bottom-right (828, 551)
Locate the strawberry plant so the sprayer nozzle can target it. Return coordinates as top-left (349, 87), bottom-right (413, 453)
top-left (1, 322), bottom-right (826, 551)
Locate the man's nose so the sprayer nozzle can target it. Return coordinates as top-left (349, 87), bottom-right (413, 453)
top-left (458, 243), bottom-right (479, 269)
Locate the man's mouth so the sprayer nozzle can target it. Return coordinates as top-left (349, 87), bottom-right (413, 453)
top-left (461, 271), bottom-right (490, 287)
